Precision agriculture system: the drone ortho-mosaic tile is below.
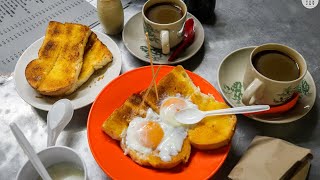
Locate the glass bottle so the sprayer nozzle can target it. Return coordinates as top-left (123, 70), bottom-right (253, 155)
top-left (97, 0), bottom-right (124, 35)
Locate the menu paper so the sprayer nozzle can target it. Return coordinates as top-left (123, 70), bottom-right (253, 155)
top-left (228, 136), bottom-right (312, 180)
top-left (0, 0), bottom-right (98, 74)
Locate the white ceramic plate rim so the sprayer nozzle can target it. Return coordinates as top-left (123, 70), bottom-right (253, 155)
top-left (122, 12), bottom-right (204, 64)
top-left (217, 46), bottom-right (316, 124)
top-left (13, 30), bottom-right (122, 111)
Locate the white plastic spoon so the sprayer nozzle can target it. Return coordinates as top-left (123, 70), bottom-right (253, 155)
top-left (47, 99), bottom-right (74, 147)
top-left (10, 123), bottom-right (52, 180)
top-left (175, 105), bottom-right (270, 125)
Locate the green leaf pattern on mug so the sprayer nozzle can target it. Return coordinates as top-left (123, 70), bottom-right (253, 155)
top-left (222, 82), bottom-right (243, 104)
top-left (273, 79), bottom-right (311, 103)
top-left (143, 21), bottom-right (160, 44)
top-left (140, 46), bottom-right (163, 61)
top-left (296, 79), bottom-right (310, 96)
top-left (223, 79), bottom-right (311, 105)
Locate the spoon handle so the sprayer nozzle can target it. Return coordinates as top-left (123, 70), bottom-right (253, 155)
top-left (10, 123), bottom-right (52, 180)
top-left (47, 129), bottom-right (57, 147)
top-left (204, 105), bottom-right (270, 116)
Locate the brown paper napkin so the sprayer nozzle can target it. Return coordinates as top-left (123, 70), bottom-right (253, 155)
top-left (228, 136), bottom-right (312, 180)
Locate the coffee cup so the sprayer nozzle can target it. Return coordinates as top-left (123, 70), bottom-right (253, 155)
top-left (142, 0), bottom-right (187, 54)
top-left (242, 43), bottom-right (307, 106)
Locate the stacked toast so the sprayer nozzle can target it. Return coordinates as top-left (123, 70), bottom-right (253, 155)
top-left (25, 21), bottom-right (113, 96)
top-left (102, 66), bottom-right (237, 169)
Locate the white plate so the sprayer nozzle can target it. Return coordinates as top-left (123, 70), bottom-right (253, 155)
top-left (217, 46), bottom-right (316, 124)
top-left (122, 12), bottom-right (204, 64)
top-left (14, 30), bottom-right (122, 111)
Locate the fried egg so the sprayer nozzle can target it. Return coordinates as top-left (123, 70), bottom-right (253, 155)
top-left (124, 96), bottom-right (198, 162)
top-left (125, 108), bottom-right (187, 162)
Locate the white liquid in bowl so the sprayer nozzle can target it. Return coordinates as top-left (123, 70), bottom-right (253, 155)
top-left (38, 162), bottom-right (84, 180)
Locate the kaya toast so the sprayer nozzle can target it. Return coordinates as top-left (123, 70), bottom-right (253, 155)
top-left (65, 32), bottom-right (113, 94)
top-left (25, 22), bottom-right (91, 96)
top-left (25, 21), bottom-right (66, 89)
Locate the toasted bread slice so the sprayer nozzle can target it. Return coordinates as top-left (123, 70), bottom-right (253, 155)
top-left (36, 23), bottom-right (91, 96)
top-left (102, 93), bottom-right (148, 140)
top-left (141, 66), bottom-right (237, 150)
top-left (65, 32), bottom-right (113, 95)
top-left (25, 21), bottom-right (66, 89)
top-left (141, 65), bottom-right (198, 113)
top-left (188, 92), bottom-right (237, 150)
top-left (121, 138), bottom-right (191, 169)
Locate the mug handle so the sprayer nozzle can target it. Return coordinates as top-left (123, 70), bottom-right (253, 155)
top-left (160, 30), bottom-right (170, 54)
top-left (242, 78), bottom-right (263, 105)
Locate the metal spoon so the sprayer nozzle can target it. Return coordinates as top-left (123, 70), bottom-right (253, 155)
top-left (175, 105), bottom-right (270, 124)
top-left (47, 99), bottom-right (74, 147)
top-left (10, 123), bottom-right (52, 180)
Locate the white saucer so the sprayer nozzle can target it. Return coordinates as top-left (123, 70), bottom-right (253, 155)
top-left (217, 46), bottom-right (316, 124)
top-left (122, 12), bottom-right (204, 64)
top-left (14, 30), bottom-right (122, 111)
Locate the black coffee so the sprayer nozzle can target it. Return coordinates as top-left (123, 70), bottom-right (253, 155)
top-left (146, 3), bottom-right (183, 24)
top-left (253, 50), bottom-right (300, 81)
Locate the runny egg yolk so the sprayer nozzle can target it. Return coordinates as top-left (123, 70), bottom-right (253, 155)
top-left (137, 121), bottom-right (164, 150)
top-left (160, 97), bottom-right (189, 126)
top-left (161, 97), bottom-right (187, 110)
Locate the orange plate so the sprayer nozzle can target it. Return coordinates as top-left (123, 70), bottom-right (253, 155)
top-left (87, 66), bottom-right (230, 180)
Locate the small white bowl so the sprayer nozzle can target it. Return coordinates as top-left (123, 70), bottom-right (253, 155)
top-left (16, 146), bottom-right (87, 180)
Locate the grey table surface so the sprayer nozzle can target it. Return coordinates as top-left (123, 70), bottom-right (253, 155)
top-left (1, 0), bottom-right (319, 179)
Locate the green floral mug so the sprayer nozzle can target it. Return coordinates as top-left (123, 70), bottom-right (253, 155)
top-left (142, 0), bottom-right (187, 54)
top-left (242, 43), bottom-right (307, 105)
